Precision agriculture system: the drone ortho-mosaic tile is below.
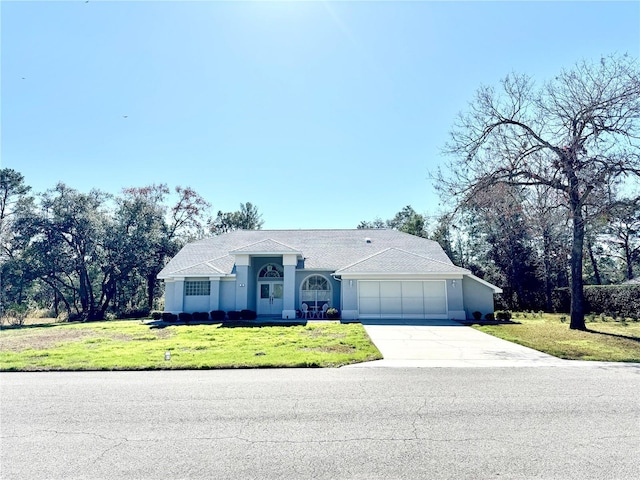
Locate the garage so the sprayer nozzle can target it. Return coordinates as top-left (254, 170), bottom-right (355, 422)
top-left (358, 280), bottom-right (447, 319)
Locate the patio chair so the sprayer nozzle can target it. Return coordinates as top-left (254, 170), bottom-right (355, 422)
top-left (321, 303), bottom-right (329, 319)
top-left (301, 303), bottom-right (311, 319)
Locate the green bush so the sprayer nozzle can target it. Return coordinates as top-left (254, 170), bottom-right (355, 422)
top-left (240, 309), bottom-right (257, 320)
top-left (151, 311), bottom-right (162, 320)
top-left (472, 311), bottom-right (483, 321)
top-left (552, 285), bottom-right (640, 318)
top-left (495, 310), bottom-right (512, 321)
top-left (193, 312), bottom-right (209, 321)
top-left (162, 312), bottom-right (177, 323)
top-left (210, 310), bottom-right (226, 321)
top-left (326, 308), bottom-right (340, 319)
top-left (485, 313), bottom-right (495, 321)
top-left (178, 312), bottom-right (193, 323)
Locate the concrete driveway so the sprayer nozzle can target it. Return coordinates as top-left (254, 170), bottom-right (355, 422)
top-left (348, 319), bottom-right (569, 367)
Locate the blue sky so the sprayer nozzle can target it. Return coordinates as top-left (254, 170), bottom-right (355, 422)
top-left (2, 1), bottom-right (639, 230)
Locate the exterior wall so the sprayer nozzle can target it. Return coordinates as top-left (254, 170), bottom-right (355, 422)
top-left (462, 276), bottom-right (496, 318)
top-left (163, 280), bottom-right (176, 312)
top-left (340, 278), bottom-right (359, 320)
top-left (446, 278), bottom-right (465, 320)
top-left (219, 279), bottom-right (237, 312)
top-left (183, 277), bottom-right (213, 313)
top-left (234, 256), bottom-right (250, 310)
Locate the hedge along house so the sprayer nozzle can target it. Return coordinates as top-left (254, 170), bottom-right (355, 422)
top-left (158, 229), bottom-right (502, 321)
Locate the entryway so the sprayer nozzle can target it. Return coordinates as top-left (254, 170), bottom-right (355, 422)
top-left (257, 282), bottom-right (283, 316)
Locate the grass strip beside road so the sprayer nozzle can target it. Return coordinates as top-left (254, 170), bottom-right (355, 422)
top-left (0, 320), bottom-right (382, 371)
top-left (473, 314), bottom-right (640, 362)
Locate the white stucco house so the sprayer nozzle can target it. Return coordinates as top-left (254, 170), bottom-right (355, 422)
top-left (158, 229), bottom-right (501, 321)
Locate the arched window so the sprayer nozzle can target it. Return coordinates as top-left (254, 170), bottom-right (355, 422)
top-left (258, 263), bottom-right (283, 278)
top-left (301, 275), bottom-right (331, 309)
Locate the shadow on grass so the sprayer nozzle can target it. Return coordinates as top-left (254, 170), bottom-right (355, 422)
top-left (458, 320), bottom-right (522, 327)
top-left (0, 322), bottom-right (65, 331)
top-left (148, 319), bottom-right (309, 329)
top-left (585, 328), bottom-right (640, 344)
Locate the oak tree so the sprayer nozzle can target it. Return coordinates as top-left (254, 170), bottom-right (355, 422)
top-left (438, 54), bottom-right (640, 330)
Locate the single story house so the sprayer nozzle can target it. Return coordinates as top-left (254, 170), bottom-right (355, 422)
top-left (158, 229), bottom-right (501, 320)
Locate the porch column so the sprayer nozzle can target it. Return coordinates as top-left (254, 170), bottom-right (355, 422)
top-left (282, 254), bottom-right (297, 319)
top-left (235, 255), bottom-right (250, 311)
top-left (173, 278), bottom-right (185, 313)
top-left (209, 277), bottom-right (220, 312)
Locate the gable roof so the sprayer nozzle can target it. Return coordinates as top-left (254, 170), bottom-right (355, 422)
top-left (229, 238), bottom-right (302, 255)
top-left (335, 248), bottom-right (469, 275)
top-left (158, 229), bottom-right (455, 278)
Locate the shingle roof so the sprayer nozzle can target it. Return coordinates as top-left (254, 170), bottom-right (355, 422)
top-left (158, 229), bottom-right (456, 278)
top-left (229, 238), bottom-right (302, 254)
top-left (335, 248), bottom-right (469, 274)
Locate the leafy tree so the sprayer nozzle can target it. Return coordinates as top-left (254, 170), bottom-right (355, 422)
top-left (463, 184), bottom-right (543, 310)
top-left (123, 184), bottom-right (211, 310)
top-left (13, 184), bottom-right (111, 320)
top-left (603, 197), bottom-right (640, 281)
top-left (438, 54), bottom-right (640, 330)
top-left (0, 169), bottom-right (33, 315)
top-left (357, 217), bottom-right (386, 230)
top-left (358, 205), bottom-right (428, 238)
top-left (210, 202), bottom-right (263, 235)
top-left (524, 185), bottom-right (571, 310)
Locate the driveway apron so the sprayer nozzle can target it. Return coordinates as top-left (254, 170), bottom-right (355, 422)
top-left (350, 319), bottom-right (568, 367)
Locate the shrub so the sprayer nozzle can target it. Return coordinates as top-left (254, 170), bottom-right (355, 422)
top-left (326, 307), bottom-right (340, 319)
top-left (485, 313), bottom-right (495, 321)
top-left (151, 311), bottom-right (162, 320)
top-left (118, 307), bottom-right (151, 319)
top-left (162, 312), bottom-right (177, 323)
top-left (472, 311), bottom-right (483, 321)
top-left (2, 308), bottom-right (27, 326)
top-left (210, 310), bottom-right (226, 321)
top-left (178, 312), bottom-right (193, 323)
top-left (227, 311), bottom-right (241, 321)
top-left (240, 309), bottom-right (257, 320)
top-left (495, 310), bottom-right (512, 321)
top-left (552, 285), bottom-right (640, 318)
top-left (193, 311), bottom-right (209, 321)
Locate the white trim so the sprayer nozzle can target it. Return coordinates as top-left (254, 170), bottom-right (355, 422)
top-left (464, 273), bottom-right (503, 294)
top-left (357, 279), bottom-right (448, 319)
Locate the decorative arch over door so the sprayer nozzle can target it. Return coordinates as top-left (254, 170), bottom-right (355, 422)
top-left (300, 274), bottom-right (332, 310)
top-left (258, 263), bottom-right (283, 279)
top-left (257, 263), bottom-right (284, 316)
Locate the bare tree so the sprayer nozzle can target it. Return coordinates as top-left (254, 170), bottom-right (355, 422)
top-left (437, 54), bottom-right (640, 330)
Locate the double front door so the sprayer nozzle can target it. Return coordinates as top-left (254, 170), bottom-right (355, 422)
top-left (257, 282), bottom-right (283, 316)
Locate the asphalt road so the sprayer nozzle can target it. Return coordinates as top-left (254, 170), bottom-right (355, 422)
top-left (1, 366), bottom-right (639, 479)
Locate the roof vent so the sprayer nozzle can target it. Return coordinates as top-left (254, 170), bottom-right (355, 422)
top-left (365, 237), bottom-right (372, 244)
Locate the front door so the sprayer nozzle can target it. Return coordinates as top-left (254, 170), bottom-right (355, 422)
top-left (257, 282), bottom-right (284, 316)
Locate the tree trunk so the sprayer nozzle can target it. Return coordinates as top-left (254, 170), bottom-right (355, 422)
top-left (586, 237), bottom-right (602, 285)
top-left (147, 273), bottom-right (157, 311)
top-left (542, 230), bottom-right (554, 312)
top-left (569, 196), bottom-right (586, 331)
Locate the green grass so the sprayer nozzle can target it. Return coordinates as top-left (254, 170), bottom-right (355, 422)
top-left (473, 313), bottom-right (640, 362)
top-left (0, 320), bottom-right (382, 371)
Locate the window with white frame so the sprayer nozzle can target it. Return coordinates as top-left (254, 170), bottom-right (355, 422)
top-left (185, 280), bottom-right (210, 296)
top-left (258, 264), bottom-right (283, 278)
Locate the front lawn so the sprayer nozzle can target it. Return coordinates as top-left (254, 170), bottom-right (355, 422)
top-left (473, 313), bottom-right (640, 362)
top-left (0, 320), bottom-right (382, 371)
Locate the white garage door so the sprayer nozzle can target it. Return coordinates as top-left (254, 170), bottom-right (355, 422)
top-left (358, 281), bottom-right (447, 319)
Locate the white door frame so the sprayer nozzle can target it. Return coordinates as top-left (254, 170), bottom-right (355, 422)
top-left (257, 281), bottom-right (284, 316)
